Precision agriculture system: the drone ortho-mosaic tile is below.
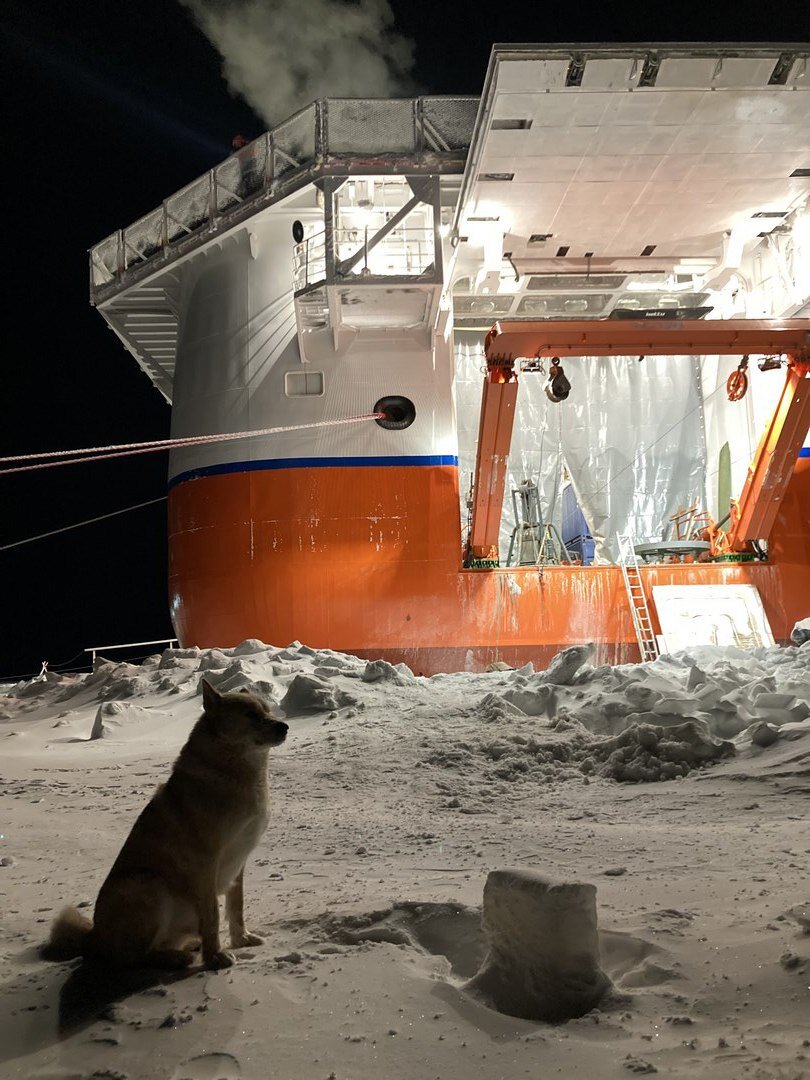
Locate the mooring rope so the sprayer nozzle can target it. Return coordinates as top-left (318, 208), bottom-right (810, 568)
top-left (0, 412), bottom-right (385, 476)
top-left (0, 496), bottom-right (168, 553)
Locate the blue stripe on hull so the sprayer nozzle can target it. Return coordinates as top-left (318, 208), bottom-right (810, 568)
top-left (169, 454), bottom-right (459, 490)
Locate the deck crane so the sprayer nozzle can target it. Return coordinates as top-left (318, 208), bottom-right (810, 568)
top-left (464, 319), bottom-right (810, 567)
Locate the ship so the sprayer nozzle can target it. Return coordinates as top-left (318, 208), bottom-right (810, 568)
top-left (89, 44), bottom-right (810, 674)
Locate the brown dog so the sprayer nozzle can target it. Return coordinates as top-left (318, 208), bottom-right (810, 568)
top-left (45, 680), bottom-right (288, 970)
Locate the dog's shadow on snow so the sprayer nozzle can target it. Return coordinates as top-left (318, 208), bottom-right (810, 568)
top-left (0, 954), bottom-right (193, 1065)
top-left (57, 958), bottom-right (191, 1036)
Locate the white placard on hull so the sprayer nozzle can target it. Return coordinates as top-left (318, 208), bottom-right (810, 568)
top-left (652, 584), bottom-right (775, 652)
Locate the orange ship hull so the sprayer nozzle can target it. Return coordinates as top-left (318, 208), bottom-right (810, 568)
top-left (168, 457), bottom-right (810, 675)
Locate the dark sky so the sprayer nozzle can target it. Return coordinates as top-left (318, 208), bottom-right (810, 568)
top-left (1, 0), bottom-right (809, 679)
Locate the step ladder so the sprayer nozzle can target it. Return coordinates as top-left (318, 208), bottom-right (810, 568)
top-left (617, 534), bottom-right (660, 663)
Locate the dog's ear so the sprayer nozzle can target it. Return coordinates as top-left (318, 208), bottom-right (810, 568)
top-left (201, 678), bottom-right (222, 714)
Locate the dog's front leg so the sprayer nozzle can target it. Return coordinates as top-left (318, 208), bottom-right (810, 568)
top-left (226, 867), bottom-right (264, 948)
top-left (196, 883), bottom-right (234, 969)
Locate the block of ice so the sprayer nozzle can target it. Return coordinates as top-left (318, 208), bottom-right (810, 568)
top-left (465, 868), bottom-right (610, 1022)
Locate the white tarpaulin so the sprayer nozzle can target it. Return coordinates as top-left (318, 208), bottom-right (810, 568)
top-left (455, 334), bottom-right (564, 555)
top-left (454, 335), bottom-right (709, 562)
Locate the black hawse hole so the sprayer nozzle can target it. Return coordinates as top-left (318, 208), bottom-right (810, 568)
top-left (374, 396), bottom-right (416, 431)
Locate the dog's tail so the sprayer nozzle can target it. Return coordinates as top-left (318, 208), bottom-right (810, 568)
top-left (42, 906), bottom-right (93, 960)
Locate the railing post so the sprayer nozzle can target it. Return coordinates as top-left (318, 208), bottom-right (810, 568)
top-left (415, 97), bottom-right (424, 154)
top-left (161, 201), bottom-right (169, 252)
top-left (317, 100), bottom-right (328, 162)
top-left (208, 170), bottom-right (215, 228)
top-left (265, 132), bottom-right (274, 192)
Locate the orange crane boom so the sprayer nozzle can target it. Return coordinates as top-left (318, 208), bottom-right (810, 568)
top-left (465, 319), bottom-right (810, 566)
top-left (484, 318), bottom-right (810, 359)
top-left (466, 358), bottom-right (519, 565)
top-left (729, 356), bottom-right (810, 548)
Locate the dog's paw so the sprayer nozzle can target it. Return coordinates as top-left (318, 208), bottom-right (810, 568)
top-left (204, 949), bottom-right (236, 970)
top-left (231, 931), bottom-right (264, 948)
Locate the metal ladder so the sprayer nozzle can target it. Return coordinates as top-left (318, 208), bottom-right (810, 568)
top-left (617, 534), bottom-right (660, 662)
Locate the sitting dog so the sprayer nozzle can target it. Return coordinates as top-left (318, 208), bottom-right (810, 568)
top-left (45, 679), bottom-right (288, 970)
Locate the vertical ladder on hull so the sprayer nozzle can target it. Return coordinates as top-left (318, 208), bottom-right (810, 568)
top-left (617, 534), bottom-right (660, 663)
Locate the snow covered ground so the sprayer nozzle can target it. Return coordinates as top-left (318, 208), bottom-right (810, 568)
top-left (1, 640), bottom-right (809, 1079)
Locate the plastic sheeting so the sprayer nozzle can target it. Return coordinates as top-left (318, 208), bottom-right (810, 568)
top-left (455, 334), bottom-right (564, 557)
top-left (454, 334), bottom-right (708, 563)
top-left (700, 354), bottom-right (789, 523)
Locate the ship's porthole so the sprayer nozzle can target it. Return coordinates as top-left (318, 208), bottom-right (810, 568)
top-left (374, 396), bottom-right (416, 430)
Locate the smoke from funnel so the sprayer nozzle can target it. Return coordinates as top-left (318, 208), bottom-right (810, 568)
top-left (180, 0), bottom-right (416, 127)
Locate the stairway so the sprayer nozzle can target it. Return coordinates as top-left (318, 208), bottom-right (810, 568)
top-left (101, 283), bottom-right (180, 403)
top-left (295, 287), bottom-right (331, 332)
top-left (617, 534), bottom-right (660, 663)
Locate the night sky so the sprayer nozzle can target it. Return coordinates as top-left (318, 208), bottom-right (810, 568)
top-left (2, 0), bottom-right (808, 679)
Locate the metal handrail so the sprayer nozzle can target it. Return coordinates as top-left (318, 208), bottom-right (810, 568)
top-left (90, 96), bottom-right (477, 299)
top-left (292, 225), bottom-right (436, 292)
top-left (85, 637), bottom-right (179, 664)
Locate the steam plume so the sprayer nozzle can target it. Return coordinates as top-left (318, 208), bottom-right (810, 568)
top-left (180, 0), bottom-right (415, 127)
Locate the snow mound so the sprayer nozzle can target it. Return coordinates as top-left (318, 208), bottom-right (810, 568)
top-left (361, 659), bottom-right (415, 684)
top-left (279, 674), bottom-right (357, 715)
top-left (158, 647), bottom-right (201, 669)
top-left (90, 701), bottom-right (126, 739)
top-left (231, 639), bottom-right (276, 656)
top-left (197, 660), bottom-right (278, 702)
top-left (477, 693), bottom-right (527, 724)
top-left (540, 643), bottom-right (596, 685)
top-left (500, 682), bottom-right (557, 717)
top-left (583, 720), bottom-right (734, 782)
top-left (425, 712), bottom-right (732, 784)
top-left (3, 638), bottom-right (808, 787)
top-left (197, 649), bottom-right (233, 671)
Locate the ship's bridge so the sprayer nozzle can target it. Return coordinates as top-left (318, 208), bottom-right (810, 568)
top-left (89, 97), bottom-right (478, 400)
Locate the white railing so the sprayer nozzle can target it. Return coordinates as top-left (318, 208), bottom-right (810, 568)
top-left (293, 226), bottom-right (436, 293)
top-left (90, 97), bottom-right (478, 300)
top-left (293, 231), bottom-right (327, 292)
top-left (85, 637), bottom-right (179, 665)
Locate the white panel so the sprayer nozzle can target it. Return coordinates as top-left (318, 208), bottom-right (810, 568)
top-left (580, 58), bottom-right (639, 89)
top-left (497, 59), bottom-right (569, 91)
top-left (655, 58), bottom-right (729, 88)
top-left (464, 64), bottom-right (810, 265)
top-left (787, 58), bottom-right (810, 86)
top-left (511, 92), bottom-right (612, 127)
top-left (710, 57), bottom-right (780, 87)
top-left (606, 91), bottom-right (704, 125)
top-left (656, 57), bottom-right (781, 89)
top-left (652, 585), bottom-right (774, 650)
